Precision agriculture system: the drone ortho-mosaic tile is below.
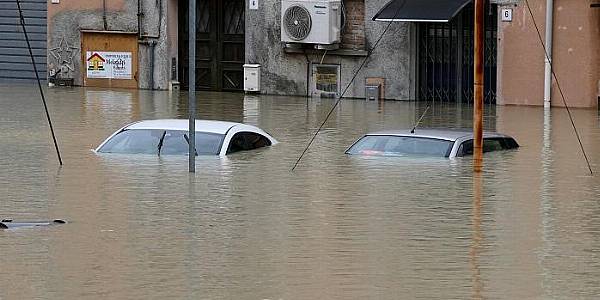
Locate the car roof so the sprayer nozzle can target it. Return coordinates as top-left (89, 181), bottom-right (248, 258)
top-left (125, 119), bottom-right (241, 134)
top-left (365, 129), bottom-right (512, 142)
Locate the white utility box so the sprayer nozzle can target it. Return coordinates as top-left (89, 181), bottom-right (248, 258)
top-left (243, 64), bottom-right (261, 92)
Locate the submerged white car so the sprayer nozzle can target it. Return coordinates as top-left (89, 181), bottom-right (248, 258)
top-left (346, 129), bottom-right (519, 158)
top-left (95, 119), bottom-right (277, 156)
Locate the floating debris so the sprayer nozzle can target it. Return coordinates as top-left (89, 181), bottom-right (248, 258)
top-left (0, 219), bottom-right (66, 230)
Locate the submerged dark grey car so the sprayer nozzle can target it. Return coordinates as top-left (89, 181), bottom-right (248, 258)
top-left (346, 129), bottom-right (519, 158)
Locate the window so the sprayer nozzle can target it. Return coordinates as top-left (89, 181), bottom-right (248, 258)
top-left (456, 137), bottom-right (519, 157)
top-left (311, 64), bottom-right (341, 97)
top-left (98, 129), bottom-right (225, 155)
top-left (98, 129), bottom-right (163, 155)
top-left (346, 135), bottom-right (454, 157)
top-left (226, 132), bottom-right (272, 154)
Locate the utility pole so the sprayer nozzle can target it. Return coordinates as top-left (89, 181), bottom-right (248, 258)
top-left (188, 0), bottom-right (196, 173)
top-left (543, 0), bottom-right (554, 108)
top-left (473, 0), bottom-right (484, 173)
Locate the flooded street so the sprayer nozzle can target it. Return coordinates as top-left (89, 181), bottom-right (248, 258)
top-left (1, 84), bottom-right (600, 299)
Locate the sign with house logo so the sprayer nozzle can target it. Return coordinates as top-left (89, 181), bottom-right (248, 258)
top-left (86, 51), bottom-right (132, 79)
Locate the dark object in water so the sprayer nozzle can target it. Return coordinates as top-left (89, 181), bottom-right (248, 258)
top-left (0, 219), bottom-right (66, 230)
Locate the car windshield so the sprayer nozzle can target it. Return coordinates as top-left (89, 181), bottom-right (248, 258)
top-left (97, 129), bottom-right (225, 155)
top-left (346, 135), bottom-right (454, 157)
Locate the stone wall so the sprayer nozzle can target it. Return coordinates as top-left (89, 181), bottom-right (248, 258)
top-left (246, 0), bottom-right (414, 99)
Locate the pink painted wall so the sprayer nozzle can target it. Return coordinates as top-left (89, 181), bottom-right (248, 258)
top-left (497, 0), bottom-right (599, 108)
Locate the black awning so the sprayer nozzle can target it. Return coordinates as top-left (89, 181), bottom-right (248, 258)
top-left (373, 0), bottom-right (471, 22)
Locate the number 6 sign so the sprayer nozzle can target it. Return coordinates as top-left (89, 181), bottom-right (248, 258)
top-left (501, 8), bottom-right (513, 22)
top-left (250, 0), bottom-right (258, 10)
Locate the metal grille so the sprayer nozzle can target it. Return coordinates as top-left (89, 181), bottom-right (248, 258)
top-left (0, 0), bottom-right (47, 82)
top-left (418, 2), bottom-right (497, 104)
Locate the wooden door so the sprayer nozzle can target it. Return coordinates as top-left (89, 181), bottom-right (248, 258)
top-left (81, 32), bottom-right (138, 89)
top-left (179, 0), bottom-right (245, 91)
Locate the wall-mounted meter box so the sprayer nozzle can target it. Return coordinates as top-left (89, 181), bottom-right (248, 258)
top-left (243, 64), bottom-right (261, 92)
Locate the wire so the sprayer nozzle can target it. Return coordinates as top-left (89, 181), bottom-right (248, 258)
top-left (291, 0), bottom-right (407, 171)
top-left (524, 0), bottom-right (593, 175)
top-left (16, 0), bottom-right (63, 166)
top-left (340, 0), bottom-right (347, 33)
top-left (319, 49), bottom-right (328, 64)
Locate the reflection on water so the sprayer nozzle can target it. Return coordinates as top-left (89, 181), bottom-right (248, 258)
top-left (0, 84), bottom-right (599, 299)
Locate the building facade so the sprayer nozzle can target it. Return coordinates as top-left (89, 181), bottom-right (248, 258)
top-left (0, 0), bottom-right (47, 82)
top-left (40, 0), bottom-right (600, 107)
top-left (497, 0), bottom-right (600, 107)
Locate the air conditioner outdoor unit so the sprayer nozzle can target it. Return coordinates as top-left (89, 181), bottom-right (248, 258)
top-left (281, 0), bottom-right (342, 45)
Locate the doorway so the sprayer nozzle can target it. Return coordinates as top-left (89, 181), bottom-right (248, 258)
top-left (417, 2), bottom-right (497, 104)
top-left (178, 0), bottom-right (245, 91)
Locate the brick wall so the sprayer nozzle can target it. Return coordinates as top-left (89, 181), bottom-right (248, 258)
top-left (341, 0), bottom-right (366, 49)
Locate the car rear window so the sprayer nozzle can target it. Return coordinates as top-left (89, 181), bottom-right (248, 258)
top-left (97, 129), bottom-right (225, 155)
top-left (346, 135), bottom-right (454, 157)
top-left (456, 137), bottom-right (520, 157)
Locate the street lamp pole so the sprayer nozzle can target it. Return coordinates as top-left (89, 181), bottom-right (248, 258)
top-left (188, 0), bottom-right (196, 173)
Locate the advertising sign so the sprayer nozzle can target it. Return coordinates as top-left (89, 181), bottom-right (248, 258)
top-left (86, 51), bottom-right (132, 79)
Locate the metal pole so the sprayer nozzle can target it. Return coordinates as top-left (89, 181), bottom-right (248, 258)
top-left (543, 0), bottom-right (554, 108)
top-left (473, 0), bottom-right (484, 173)
top-left (16, 0), bottom-right (63, 166)
top-left (188, 0), bottom-right (196, 173)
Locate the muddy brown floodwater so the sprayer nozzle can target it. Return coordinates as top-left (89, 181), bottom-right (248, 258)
top-left (1, 84), bottom-right (599, 299)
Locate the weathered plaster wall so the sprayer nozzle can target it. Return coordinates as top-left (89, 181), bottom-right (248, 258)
top-left (245, 0), bottom-right (414, 99)
top-left (167, 0), bottom-right (179, 81)
top-left (497, 0), bottom-right (599, 107)
top-left (47, 0), bottom-right (171, 89)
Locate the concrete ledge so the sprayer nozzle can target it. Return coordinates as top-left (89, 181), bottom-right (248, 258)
top-left (283, 47), bottom-right (369, 57)
top-left (79, 30), bottom-right (137, 34)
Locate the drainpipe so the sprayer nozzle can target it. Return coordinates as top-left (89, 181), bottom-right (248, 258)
top-left (543, 0), bottom-right (554, 108)
top-left (138, 0), bottom-right (163, 90)
top-left (138, 0), bottom-right (144, 39)
top-left (102, 0), bottom-right (108, 31)
top-left (149, 40), bottom-right (156, 89)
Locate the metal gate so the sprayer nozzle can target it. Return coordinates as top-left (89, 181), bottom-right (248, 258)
top-left (0, 0), bottom-right (47, 82)
top-left (179, 0), bottom-right (245, 91)
top-left (417, 2), bottom-right (497, 103)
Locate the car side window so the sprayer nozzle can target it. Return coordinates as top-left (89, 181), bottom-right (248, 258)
top-left (457, 140), bottom-right (474, 157)
top-left (502, 137), bottom-right (519, 149)
top-left (227, 132), bottom-right (271, 154)
top-left (483, 139), bottom-right (503, 152)
top-left (457, 137), bottom-right (519, 157)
